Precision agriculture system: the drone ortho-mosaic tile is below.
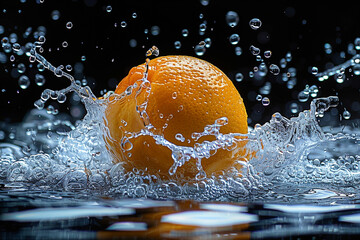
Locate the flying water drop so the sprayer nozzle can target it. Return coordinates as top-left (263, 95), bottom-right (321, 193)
top-left (18, 75), bottom-right (30, 89)
top-left (225, 11), bottom-right (239, 27)
top-left (229, 34), bottom-right (240, 45)
top-left (249, 18), bottom-right (262, 30)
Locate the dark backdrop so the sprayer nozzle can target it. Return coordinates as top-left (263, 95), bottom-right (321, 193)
top-left (1, 0), bottom-right (360, 126)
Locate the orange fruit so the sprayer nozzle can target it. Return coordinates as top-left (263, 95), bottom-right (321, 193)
top-left (104, 55), bottom-right (249, 180)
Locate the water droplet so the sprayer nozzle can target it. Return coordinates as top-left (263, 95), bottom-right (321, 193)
top-left (66, 21), bottom-right (73, 29)
top-left (65, 64), bottom-right (72, 72)
top-left (106, 5), bottom-right (112, 13)
top-left (262, 97), bottom-right (270, 106)
top-left (18, 75), bottom-right (30, 89)
top-left (225, 11), bottom-right (239, 27)
top-left (175, 133), bottom-right (185, 142)
top-left (353, 64), bottom-right (360, 75)
top-left (249, 18), bottom-right (262, 30)
top-left (311, 66), bottom-right (318, 75)
top-left (129, 39), bottom-right (137, 48)
top-left (229, 33), bottom-right (240, 45)
top-left (354, 38), bottom-right (360, 50)
top-left (285, 52), bottom-right (292, 62)
top-left (235, 72), bottom-right (243, 82)
top-left (200, 0), bottom-right (210, 6)
top-left (204, 38), bottom-right (211, 48)
top-left (34, 99), bottom-right (44, 109)
top-left (199, 23), bottom-right (207, 32)
top-left (194, 44), bottom-right (206, 56)
top-left (264, 50), bottom-right (272, 58)
top-left (290, 102), bottom-right (299, 114)
top-left (309, 85), bottom-right (319, 97)
top-left (121, 21), bottom-right (127, 28)
top-left (57, 93), bottom-right (67, 103)
top-left (269, 64), bottom-right (280, 75)
top-left (343, 109), bottom-right (351, 120)
top-left (182, 29), bottom-right (189, 37)
top-left (235, 46), bottom-right (242, 56)
top-left (249, 45), bottom-right (260, 55)
top-left (151, 25), bottom-right (160, 36)
top-left (298, 90), bottom-right (309, 102)
top-left (324, 43), bottom-right (332, 54)
top-left (174, 41), bottom-right (181, 49)
top-left (41, 89), bottom-right (51, 101)
top-left (54, 66), bottom-right (63, 77)
top-left (12, 43), bottom-right (21, 51)
top-left (35, 74), bottom-right (45, 86)
top-left (29, 55), bottom-right (36, 63)
top-left (51, 10), bottom-right (60, 20)
top-left (335, 72), bottom-right (343, 83)
top-left (146, 45), bottom-right (159, 57)
top-left (17, 63), bottom-right (26, 73)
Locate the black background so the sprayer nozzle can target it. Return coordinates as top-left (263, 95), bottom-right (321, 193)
top-left (1, 0), bottom-right (360, 126)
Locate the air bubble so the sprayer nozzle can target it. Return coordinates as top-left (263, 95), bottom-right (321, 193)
top-left (81, 55), bottom-right (86, 61)
top-left (249, 18), bottom-right (262, 30)
top-left (132, 12), bottom-right (137, 18)
top-left (225, 11), bottom-right (239, 27)
top-left (182, 29), bottom-right (189, 37)
top-left (121, 21), bottom-right (127, 28)
top-left (229, 34), bottom-right (240, 45)
top-left (256, 94), bottom-right (262, 101)
top-left (62, 41), bottom-right (68, 48)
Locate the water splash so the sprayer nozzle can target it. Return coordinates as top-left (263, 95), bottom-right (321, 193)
top-left (1, 31), bottom-right (359, 201)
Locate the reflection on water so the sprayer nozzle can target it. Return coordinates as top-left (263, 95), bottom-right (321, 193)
top-left (2, 189), bottom-right (360, 239)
